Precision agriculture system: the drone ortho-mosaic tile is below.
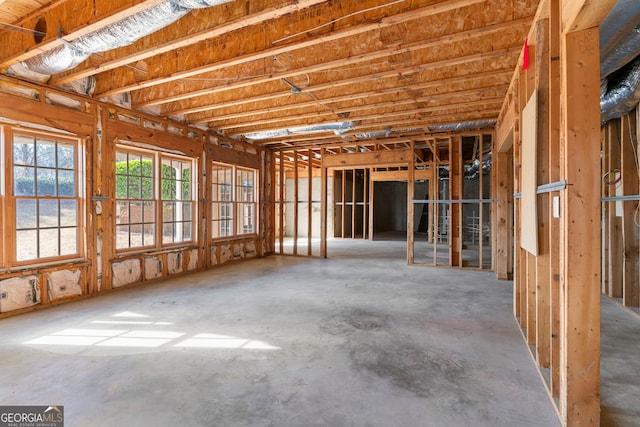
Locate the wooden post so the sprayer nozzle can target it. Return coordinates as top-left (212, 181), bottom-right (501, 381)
top-left (450, 136), bottom-right (462, 267)
top-left (351, 169), bottom-right (357, 239)
top-left (341, 170), bottom-right (346, 239)
top-left (621, 112), bottom-right (640, 307)
top-left (495, 150), bottom-right (513, 279)
top-left (559, 27), bottom-right (601, 425)
top-left (308, 149), bottom-right (313, 256)
top-left (548, 0), bottom-right (562, 398)
top-left (320, 148), bottom-right (328, 258)
top-left (278, 151), bottom-right (285, 254)
top-left (535, 18), bottom-right (551, 368)
top-left (293, 150), bottom-right (299, 255)
top-left (408, 142), bottom-right (415, 264)
top-left (369, 168), bottom-right (375, 241)
top-left (607, 120), bottom-right (623, 298)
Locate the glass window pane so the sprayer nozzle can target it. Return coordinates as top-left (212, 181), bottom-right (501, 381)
top-left (57, 143), bottom-right (75, 169)
top-left (116, 225), bottom-right (130, 249)
top-left (143, 201), bottom-right (155, 223)
top-left (37, 168), bottom-right (57, 196)
top-left (116, 201), bottom-right (129, 225)
top-left (14, 166), bottom-right (35, 196)
top-left (60, 227), bottom-right (78, 256)
top-left (163, 202), bottom-right (175, 222)
top-left (60, 200), bottom-right (78, 227)
top-left (130, 224), bottom-right (143, 247)
top-left (39, 199), bottom-right (59, 228)
top-left (129, 201), bottom-right (142, 224)
top-left (13, 136), bottom-right (35, 166)
top-left (182, 222), bottom-right (192, 241)
top-left (162, 223), bottom-right (175, 244)
top-left (182, 202), bottom-right (192, 218)
top-left (141, 177), bottom-right (153, 199)
top-left (143, 224), bottom-right (155, 246)
top-left (16, 199), bottom-right (37, 229)
top-left (39, 228), bottom-right (59, 258)
top-left (141, 155), bottom-right (153, 176)
top-left (128, 177), bottom-right (141, 199)
top-left (58, 169), bottom-right (75, 196)
top-left (16, 230), bottom-right (37, 261)
top-left (36, 140), bottom-right (56, 167)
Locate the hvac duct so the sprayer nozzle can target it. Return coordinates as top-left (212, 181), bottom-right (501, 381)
top-left (428, 120), bottom-right (496, 132)
top-left (599, 0), bottom-right (640, 124)
top-left (600, 56), bottom-right (640, 124)
top-left (20, 0), bottom-right (232, 76)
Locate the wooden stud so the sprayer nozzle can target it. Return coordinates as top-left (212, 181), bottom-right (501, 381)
top-left (559, 27), bottom-right (601, 426)
top-left (607, 120), bottom-right (623, 298)
top-left (308, 149), bottom-right (313, 256)
top-left (320, 148), bottom-right (328, 258)
top-left (450, 136), bottom-right (462, 267)
top-left (408, 141), bottom-right (416, 264)
top-left (293, 150), bottom-right (299, 255)
top-left (620, 112), bottom-right (640, 307)
top-left (279, 151), bottom-right (285, 254)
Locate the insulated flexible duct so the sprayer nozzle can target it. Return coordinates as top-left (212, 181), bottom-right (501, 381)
top-left (428, 120), bottom-right (496, 132)
top-left (21, 0), bottom-right (232, 75)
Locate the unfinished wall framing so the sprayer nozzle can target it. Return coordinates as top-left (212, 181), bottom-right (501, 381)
top-left (494, 0), bottom-right (617, 423)
top-left (0, 74), bottom-right (272, 318)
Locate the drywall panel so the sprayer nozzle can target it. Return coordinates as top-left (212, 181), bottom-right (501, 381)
top-left (0, 276), bottom-right (40, 312)
top-left (144, 256), bottom-right (163, 280)
top-left (521, 90), bottom-right (538, 256)
top-left (112, 259), bottom-right (142, 288)
top-left (47, 270), bottom-right (82, 301)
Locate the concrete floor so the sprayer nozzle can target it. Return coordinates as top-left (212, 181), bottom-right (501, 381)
top-left (0, 238), bottom-right (565, 426)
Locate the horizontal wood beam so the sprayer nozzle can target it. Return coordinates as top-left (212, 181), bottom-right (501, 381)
top-left (371, 169), bottom-right (432, 181)
top-left (561, 0), bottom-right (616, 33)
top-left (135, 16), bottom-right (529, 108)
top-left (51, 0), bottom-right (328, 85)
top-left (0, 0), bottom-right (167, 68)
top-left (94, 0), bottom-right (486, 98)
top-left (323, 148), bottom-right (412, 168)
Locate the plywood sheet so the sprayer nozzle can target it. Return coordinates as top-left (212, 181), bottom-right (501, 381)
top-left (520, 90), bottom-right (538, 255)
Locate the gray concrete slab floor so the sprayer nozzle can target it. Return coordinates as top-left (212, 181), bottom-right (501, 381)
top-left (0, 240), bottom-right (561, 426)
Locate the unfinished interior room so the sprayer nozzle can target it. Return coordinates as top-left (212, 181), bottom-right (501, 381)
top-left (0, 0), bottom-right (639, 425)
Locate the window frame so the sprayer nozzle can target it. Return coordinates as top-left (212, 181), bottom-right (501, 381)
top-left (7, 127), bottom-right (85, 267)
top-left (115, 145), bottom-right (197, 253)
top-left (211, 162), bottom-right (258, 241)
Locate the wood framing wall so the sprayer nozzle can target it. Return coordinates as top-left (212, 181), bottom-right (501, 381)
top-left (0, 75), bottom-right (272, 318)
top-left (495, 0), bottom-right (617, 424)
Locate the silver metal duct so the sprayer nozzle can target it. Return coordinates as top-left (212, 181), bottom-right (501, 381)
top-left (600, 0), bottom-right (640, 78)
top-left (244, 121), bottom-right (357, 141)
top-left (428, 120), bottom-right (496, 132)
top-left (600, 56), bottom-right (640, 124)
top-left (21, 0), bottom-right (232, 75)
top-left (599, 0), bottom-right (640, 124)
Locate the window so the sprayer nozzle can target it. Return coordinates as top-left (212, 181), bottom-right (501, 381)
top-left (161, 158), bottom-right (193, 244)
top-left (211, 163), bottom-right (257, 239)
top-left (115, 150), bottom-right (155, 250)
top-left (236, 168), bottom-right (256, 235)
top-left (115, 147), bottom-right (196, 251)
top-left (211, 164), bottom-right (233, 239)
top-left (11, 130), bottom-right (82, 263)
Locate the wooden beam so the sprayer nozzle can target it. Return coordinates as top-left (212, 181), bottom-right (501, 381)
top-left (94, 0), bottom-right (486, 97)
top-left (561, 0), bottom-right (617, 33)
top-left (323, 148), bottom-right (413, 169)
top-left (51, 0), bottom-right (328, 85)
top-left (134, 17), bottom-right (527, 108)
top-left (559, 27), bottom-right (601, 426)
top-left (496, 95), bottom-right (516, 152)
top-left (449, 136), bottom-right (462, 267)
top-left (320, 148), bottom-right (327, 257)
top-left (0, 0), bottom-right (167, 68)
top-left (607, 120), bottom-right (623, 298)
top-left (408, 141), bottom-right (415, 264)
top-left (308, 148), bottom-right (313, 256)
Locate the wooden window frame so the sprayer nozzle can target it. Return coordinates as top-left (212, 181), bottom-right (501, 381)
top-left (6, 127), bottom-right (85, 267)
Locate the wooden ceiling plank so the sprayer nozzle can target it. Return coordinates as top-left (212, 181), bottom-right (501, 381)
top-left (184, 47), bottom-right (519, 121)
top-left (136, 15), bottom-right (531, 108)
top-left (0, 0), bottom-right (168, 68)
top-left (94, 0), bottom-right (486, 98)
top-left (51, 0), bottom-right (329, 85)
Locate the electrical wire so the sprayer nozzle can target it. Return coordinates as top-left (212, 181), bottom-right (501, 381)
top-left (0, 21), bottom-right (45, 36)
top-left (272, 0), bottom-right (405, 45)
